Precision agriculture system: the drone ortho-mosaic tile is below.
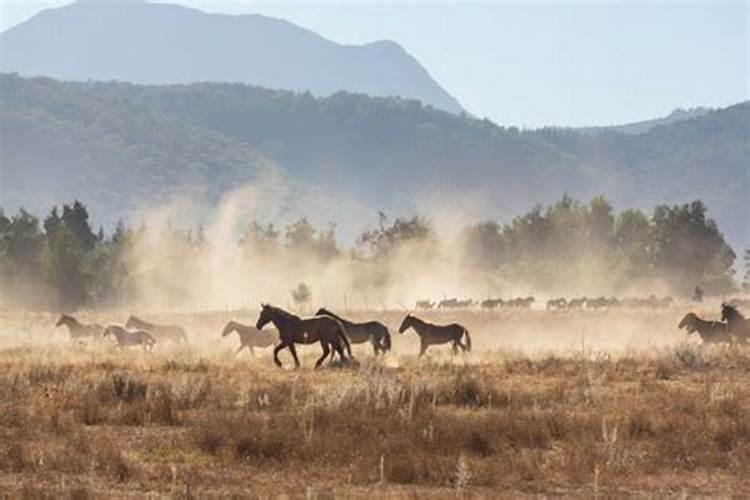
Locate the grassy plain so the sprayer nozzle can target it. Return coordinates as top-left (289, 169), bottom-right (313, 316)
top-left (0, 307), bottom-right (748, 498)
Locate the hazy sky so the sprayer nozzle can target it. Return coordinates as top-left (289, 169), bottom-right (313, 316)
top-left (0, 1), bottom-right (747, 127)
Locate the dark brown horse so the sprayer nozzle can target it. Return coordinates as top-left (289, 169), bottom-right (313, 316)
top-left (126, 315), bottom-right (188, 344)
top-left (398, 314), bottom-right (471, 357)
top-left (255, 304), bottom-right (352, 369)
top-left (678, 312), bottom-right (730, 344)
top-left (721, 304), bottom-right (750, 343)
top-left (315, 308), bottom-right (391, 355)
top-left (56, 314), bottom-right (104, 342)
top-left (221, 320), bottom-right (278, 356)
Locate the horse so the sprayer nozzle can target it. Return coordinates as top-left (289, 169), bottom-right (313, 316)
top-left (568, 297), bottom-right (587, 310)
top-left (546, 298), bottom-right (567, 311)
top-left (398, 314), bottom-right (471, 357)
top-left (721, 304), bottom-right (750, 343)
top-left (125, 315), bottom-right (188, 344)
top-left (55, 314), bottom-right (105, 342)
top-left (481, 298), bottom-right (504, 310)
top-left (103, 325), bottom-right (156, 352)
top-left (255, 304), bottom-right (352, 369)
top-left (315, 308), bottom-right (391, 355)
top-left (221, 320), bottom-right (278, 356)
top-left (507, 297), bottom-right (535, 309)
top-left (677, 313), bottom-right (731, 344)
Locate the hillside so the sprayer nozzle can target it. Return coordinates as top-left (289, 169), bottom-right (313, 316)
top-left (575, 107), bottom-right (712, 135)
top-left (0, 74), bottom-right (747, 253)
top-left (0, 1), bottom-right (462, 114)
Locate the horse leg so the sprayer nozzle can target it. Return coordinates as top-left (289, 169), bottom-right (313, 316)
top-left (326, 341), bottom-right (338, 364)
top-left (235, 345), bottom-right (245, 356)
top-left (273, 343), bottom-right (286, 368)
top-left (452, 341), bottom-right (459, 355)
top-left (419, 341), bottom-right (428, 357)
top-left (249, 346), bottom-right (256, 358)
top-left (333, 340), bottom-right (347, 364)
top-left (288, 343), bottom-right (301, 369)
top-left (315, 341), bottom-right (331, 369)
top-left (372, 338), bottom-right (380, 356)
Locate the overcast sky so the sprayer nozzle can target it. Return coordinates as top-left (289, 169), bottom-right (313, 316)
top-left (1, 0), bottom-right (747, 127)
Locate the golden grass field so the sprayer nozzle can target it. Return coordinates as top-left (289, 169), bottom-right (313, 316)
top-left (0, 306), bottom-right (749, 498)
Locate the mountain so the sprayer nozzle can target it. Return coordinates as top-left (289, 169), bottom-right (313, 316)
top-left (0, 74), bottom-right (747, 254)
top-left (0, 1), bottom-right (463, 114)
top-left (575, 107), bottom-right (713, 135)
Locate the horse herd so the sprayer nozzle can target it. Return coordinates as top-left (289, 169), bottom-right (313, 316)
top-left (416, 294), bottom-right (677, 311)
top-left (55, 306), bottom-right (471, 369)
top-left (678, 303), bottom-right (750, 344)
top-left (52, 302), bottom-right (750, 368)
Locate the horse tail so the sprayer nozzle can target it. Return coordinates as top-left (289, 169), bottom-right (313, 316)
top-left (382, 328), bottom-right (392, 351)
top-left (337, 321), bottom-right (352, 359)
top-left (463, 328), bottom-right (472, 352)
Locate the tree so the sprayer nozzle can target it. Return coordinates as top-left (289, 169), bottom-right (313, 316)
top-left (285, 217), bottom-right (338, 261)
top-left (650, 201), bottom-right (736, 294)
top-left (291, 282), bottom-right (312, 309)
top-left (357, 213), bottom-right (433, 259)
top-left (744, 249), bottom-right (750, 293)
top-left (459, 220), bottom-right (504, 271)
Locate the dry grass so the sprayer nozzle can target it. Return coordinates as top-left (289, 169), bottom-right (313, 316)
top-left (0, 308), bottom-right (748, 497)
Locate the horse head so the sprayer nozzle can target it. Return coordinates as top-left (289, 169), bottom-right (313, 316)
top-left (55, 314), bottom-right (70, 327)
top-left (221, 320), bottom-right (237, 337)
top-left (721, 303), bottom-right (744, 323)
top-left (124, 315), bottom-right (137, 329)
top-left (398, 314), bottom-right (415, 334)
top-left (256, 304), bottom-right (273, 330)
top-left (678, 313), bottom-right (697, 332)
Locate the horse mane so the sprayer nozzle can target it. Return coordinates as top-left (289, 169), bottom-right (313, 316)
top-left (723, 304), bottom-right (745, 320)
top-left (267, 305), bottom-right (301, 321)
top-left (60, 314), bottom-right (79, 324)
top-left (406, 314), bottom-right (432, 327)
top-left (318, 307), bottom-right (344, 321)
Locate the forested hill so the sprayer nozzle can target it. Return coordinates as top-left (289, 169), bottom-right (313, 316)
top-left (0, 1), bottom-right (462, 114)
top-left (0, 73), bottom-right (747, 251)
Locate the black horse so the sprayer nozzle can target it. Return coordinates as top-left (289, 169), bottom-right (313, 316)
top-left (315, 308), bottom-right (391, 355)
top-left (677, 312), bottom-right (730, 344)
top-left (721, 304), bottom-right (750, 343)
top-left (398, 314), bottom-right (471, 357)
top-left (256, 304), bottom-right (352, 369)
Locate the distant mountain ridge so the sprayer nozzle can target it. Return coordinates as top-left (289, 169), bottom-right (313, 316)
top-left (1, 74), bottom-right (747, 255)
top-left (0, 1), bottom-right (463, 113)
top-left (575, 107), bottom-right (712, 135)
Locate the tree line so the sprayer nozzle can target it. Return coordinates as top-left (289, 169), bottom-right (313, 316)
top-left (0, 196), bottom-right (739, 310)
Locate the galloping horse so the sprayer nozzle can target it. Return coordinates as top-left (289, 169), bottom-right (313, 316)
top-left (315, 308), bottom-right (391, 355)
top-left (103, 325), bottom-right (156, 352)
top-left (221, 320), bottom-right (278, 356)
top-left (398, 314), bottom-right (471, 357)
top-left (721, 304), bottom-right (750, 343)
top-left (677, 313), bottom-right (730, 344)
top-left (55, 314), bottom-right (104, 342)
top-left (255, 304), bottom-right (352, 369)
top-left (125, 315), bottom-right (188, 344)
